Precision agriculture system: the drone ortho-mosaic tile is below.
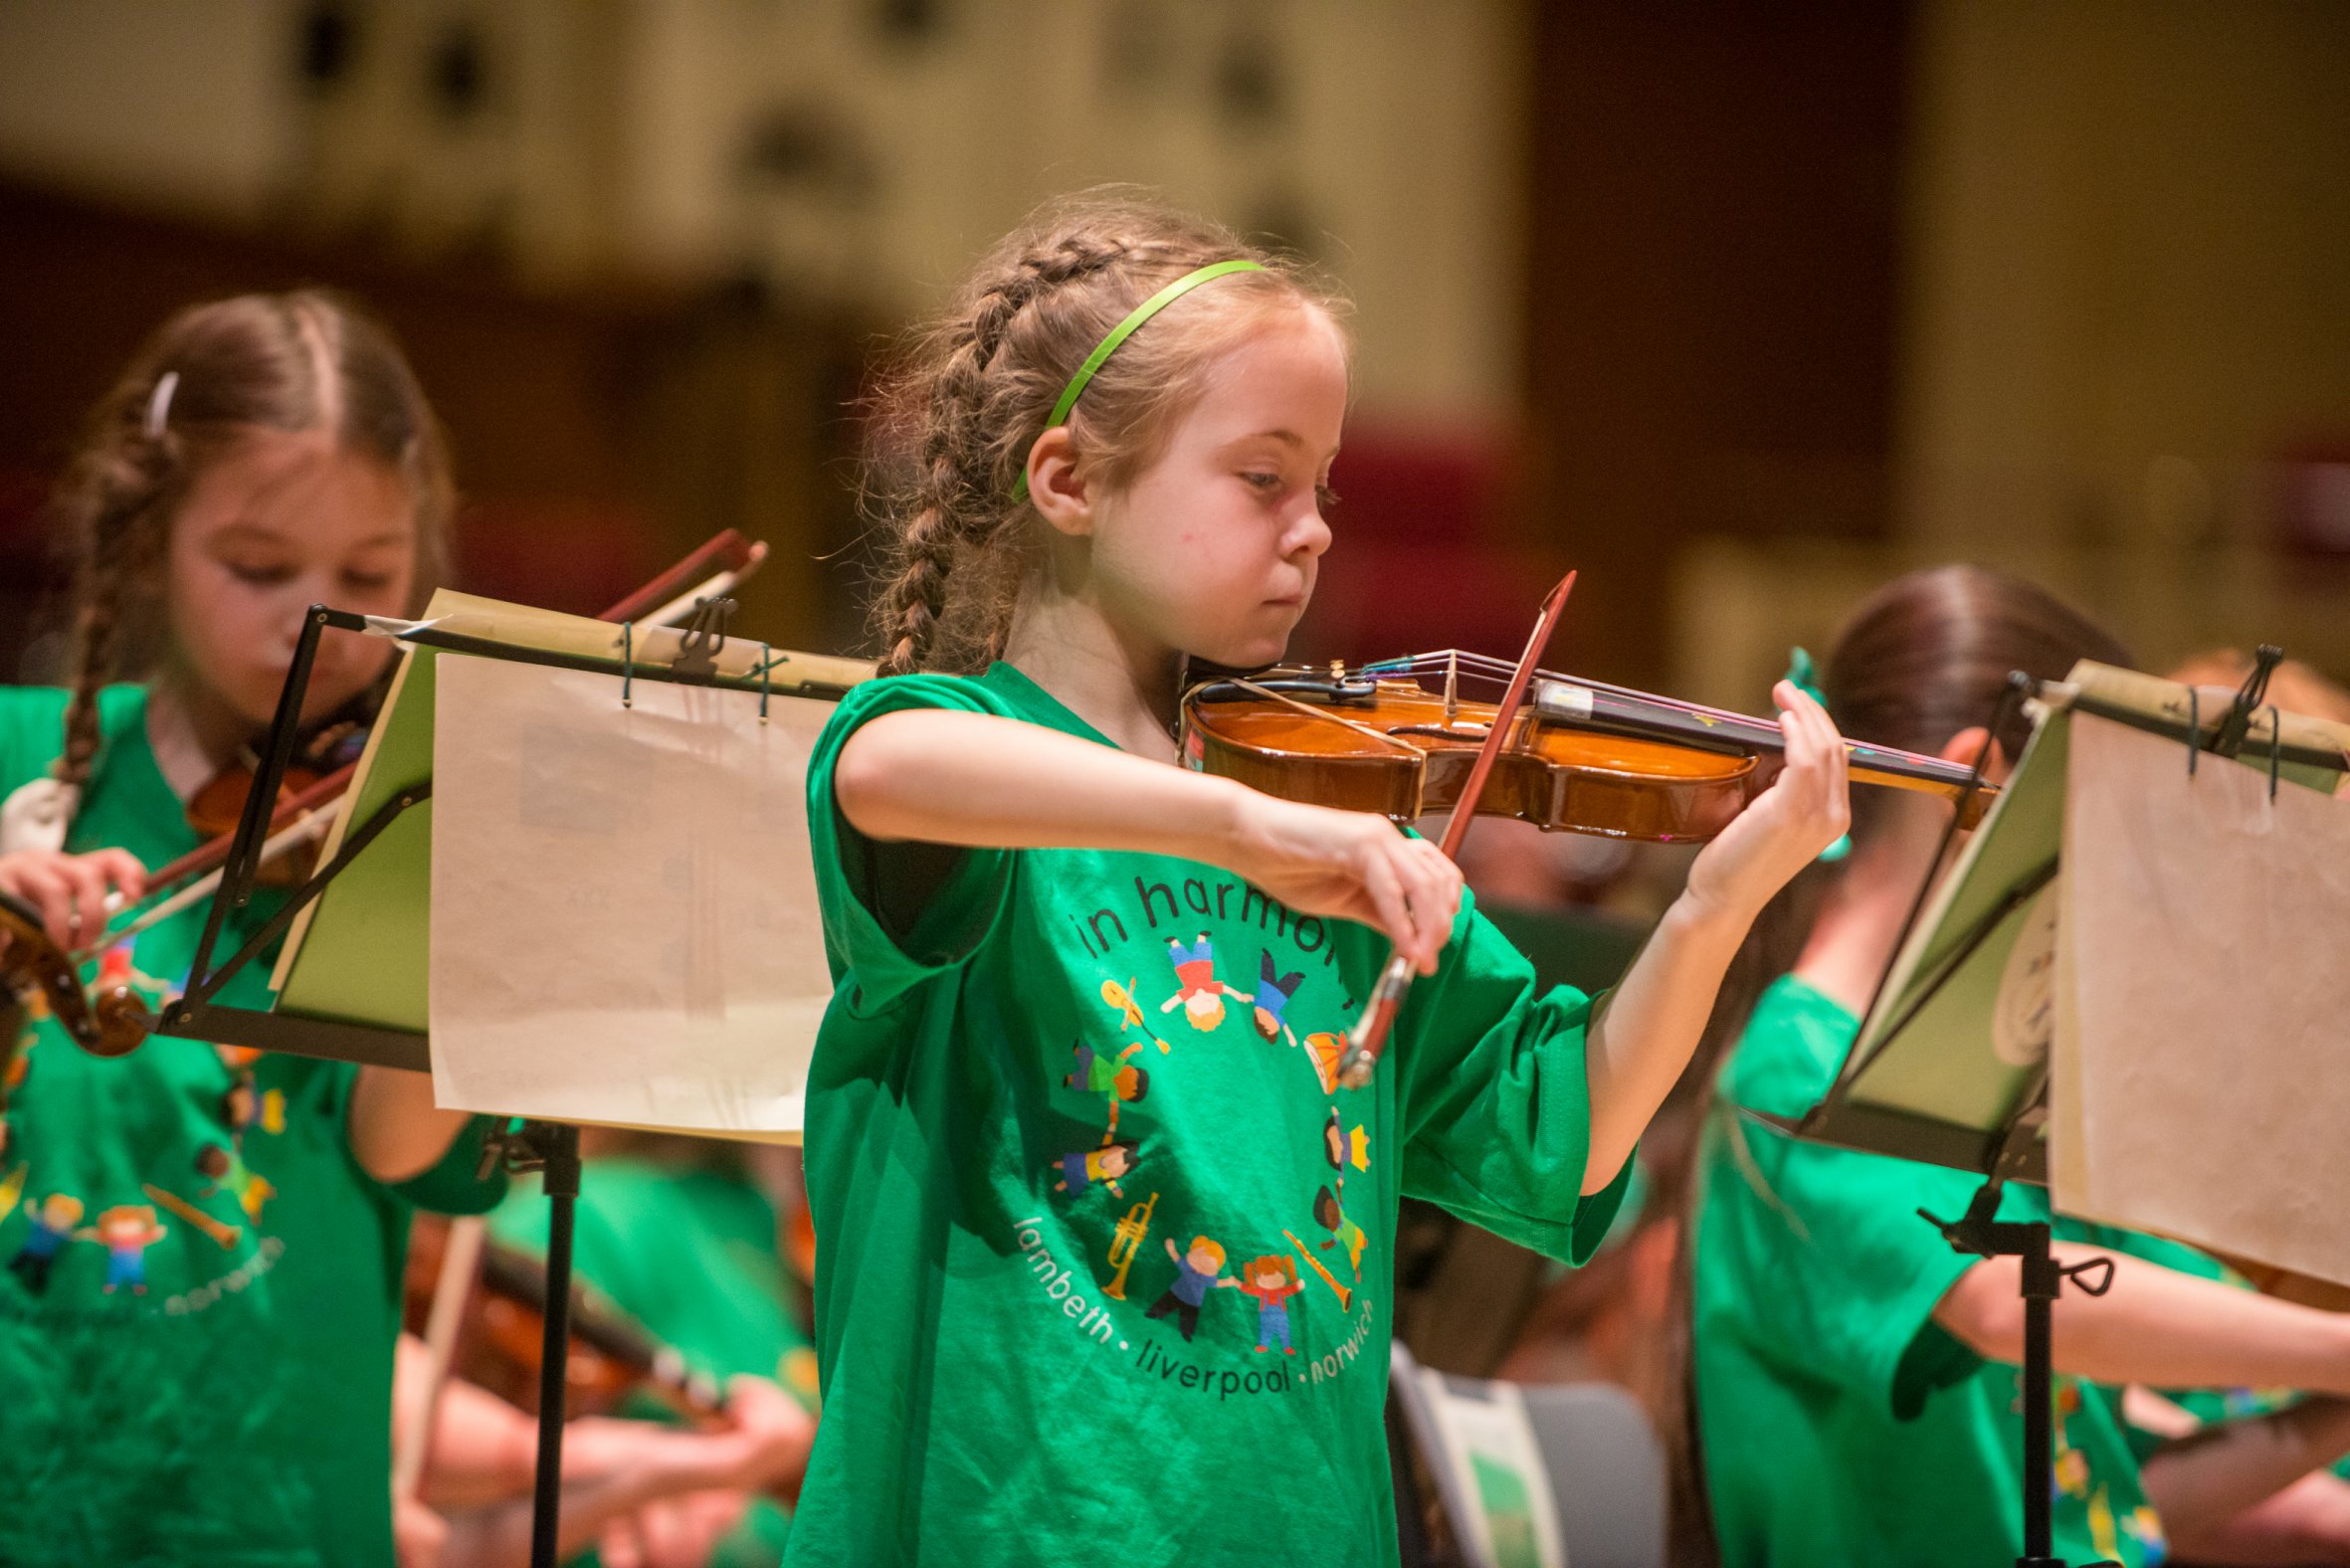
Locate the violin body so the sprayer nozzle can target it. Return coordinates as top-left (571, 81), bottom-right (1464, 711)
top-left (1186, 677), bottom-right (1762, 843)
top-left (1182, 661), bottom-right (1993, 843)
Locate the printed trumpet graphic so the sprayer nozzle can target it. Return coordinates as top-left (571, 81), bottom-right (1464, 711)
top-left (1102, 1191), bottom-right (1159, 1300)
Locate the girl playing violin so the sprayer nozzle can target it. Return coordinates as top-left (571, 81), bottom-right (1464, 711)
top-left (0, 292), bottom-right (503, 1567)
top-left (793, 193), bottom-right (1851, 1565)
top-left (1688, 565), bottom-right (2350, 1567)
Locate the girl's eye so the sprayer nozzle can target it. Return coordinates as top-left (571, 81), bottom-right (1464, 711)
top-left (1242, 472), bottom-right (1283, 492)
top-left (1316, 484), bottom-right (1340, 510)
top-left (341, 571), bottom-right (396, 593)
top-left (225, 561), bottom-right (294, 587)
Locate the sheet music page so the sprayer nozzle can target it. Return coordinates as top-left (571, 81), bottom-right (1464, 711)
top-left (2052, 710), bottom-right (2350, 1282)
top-left (427, 655), bottom-right (834, 1139)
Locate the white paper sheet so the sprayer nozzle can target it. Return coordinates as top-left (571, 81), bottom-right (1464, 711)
top-left (427, 654), bottom-right (833, 1139)
top-left (2052, 711), bottom-right (2350, 1281)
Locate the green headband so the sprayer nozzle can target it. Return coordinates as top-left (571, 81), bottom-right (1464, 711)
top-left (1011, 259), bottom-right (1268, 503)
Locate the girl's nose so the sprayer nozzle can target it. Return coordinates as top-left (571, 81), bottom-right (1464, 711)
top-left (1288, 501), bottom-right (1333, 561)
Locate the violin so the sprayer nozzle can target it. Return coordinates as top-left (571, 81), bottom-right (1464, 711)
top-left (404, 1213), bottom-right (726, 1426)
top-left (1181, 573), bottom-right (2001, 1085)
top-left (182, 709), bottom-right (373, 886)
top-left (1182, 652), bottom-right (1995, 843)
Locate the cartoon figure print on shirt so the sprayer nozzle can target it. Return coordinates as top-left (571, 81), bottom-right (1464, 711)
top-left (1249, 952), bottom-right (1305, 1046)
top-left (85, 1204), bottom-right (167, 1294)
top-left (1033, 874), bottom-right (1390, 1385)
top-left (1144, 1235), bottom-right (1238, 1342)
top-left (1235, 1255), bottom-right (1304, 1354)
top-left (8, 1192), bottom-right (84, 1294)
top-left (1052, 1140), bottom-right (1139, 1200)
top-left (1160, 935), bottom-right (1250, 1032)
top-left (0, 957), bottom-right (296, 1313)
top-left (1065, 1040), bottom-right (1151, 1140)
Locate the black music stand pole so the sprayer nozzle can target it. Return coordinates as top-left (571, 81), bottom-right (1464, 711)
top-left (1923, 1175), bottom-right (2116, 1568)
top-left (495, 1120), bottom-right (583, 1568)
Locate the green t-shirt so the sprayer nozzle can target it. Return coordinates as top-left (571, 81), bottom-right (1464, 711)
top-left (0, 685), bottom-right (504, 1568)
top-left (791, 663), bottom-right (1632, 1567)
top-left (1692, 975), bottom-right (2169, 1567)
top-left (491, 1155), bottom-right (818, 1568)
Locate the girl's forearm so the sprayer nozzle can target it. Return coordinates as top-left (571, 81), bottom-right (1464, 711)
top-left (1580, 892), bottom-right (1752, 1194)
top-left (835, 710), bottom-right (1246, 862)
top-left (1937, 1250), bottom-right (2350, 1394)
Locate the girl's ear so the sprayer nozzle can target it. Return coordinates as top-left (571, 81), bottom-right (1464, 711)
top-left (1938, 724), bottom-right (2013, 785)
top-left (1025, 427), bottom-right (1096, 538)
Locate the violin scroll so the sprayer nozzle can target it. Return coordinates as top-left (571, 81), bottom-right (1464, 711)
top-left (0, 889), bottom-right (152, 1059)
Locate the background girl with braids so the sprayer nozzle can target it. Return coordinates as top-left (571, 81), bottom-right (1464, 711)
top-left (793, 192), bottom-right (1851, 1564)
top-left (1685, 564), bottom-right (2350, 1568)
top-left (0, 292), bottom-right (505, 1567)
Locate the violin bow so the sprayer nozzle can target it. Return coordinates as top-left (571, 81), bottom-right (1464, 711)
top-left (1338, 571), bottom-right (1576, 1088)
top-left (393, 1214), bottom-right (490, 1505)
top-left (77, 531), bottom-right (769, 961)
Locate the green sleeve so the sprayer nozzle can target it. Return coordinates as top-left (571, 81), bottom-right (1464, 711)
top-left (386, 1112), bottom-right (511, 1215)
top-left (0, 686), bottom-right (70, 796)
top-left (1730, 1123), bottom-right (2045, 1421)
top-left (803, 674), bottom-right (1021, 1017)
top-left (1392, 900), bottom-right (1633, 1265)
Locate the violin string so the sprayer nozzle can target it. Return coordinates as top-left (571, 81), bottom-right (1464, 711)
top-left (1363, 651), bottom-right (1763, 729)
top-left (1224, 677), bottom-right (1423, 754)
top-left (1360, 650), bottom-right (1976, 784)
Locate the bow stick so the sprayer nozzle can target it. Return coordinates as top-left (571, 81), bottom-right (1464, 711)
top-left (1337, 571), bottom-right (1576, 1088)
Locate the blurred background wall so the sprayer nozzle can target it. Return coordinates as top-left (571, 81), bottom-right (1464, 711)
top-left (2, 0), bottom-right (2345, 702)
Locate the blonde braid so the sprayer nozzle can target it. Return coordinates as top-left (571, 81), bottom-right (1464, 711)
top-left (875, 235), bottom-right (1136, 676)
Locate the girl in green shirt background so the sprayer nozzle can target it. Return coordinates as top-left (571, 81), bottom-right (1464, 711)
top-left (793, 192), bottom-right (1853, 1565)
top-left (1687, 565), bottom-right (2350, 1567)
top-left (0, 292), bottom-right (503, 1566)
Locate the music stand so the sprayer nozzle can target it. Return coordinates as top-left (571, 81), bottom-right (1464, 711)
top-left (152, 600), bottom-right (853, 1568)
top-left (1753, 651), bottom-right (2336, 1568)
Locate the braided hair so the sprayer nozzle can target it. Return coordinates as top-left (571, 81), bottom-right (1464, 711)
top-left (864, 193), bottom-right (1343, 676)
top-left (43, 292), bottom-right (452, 818)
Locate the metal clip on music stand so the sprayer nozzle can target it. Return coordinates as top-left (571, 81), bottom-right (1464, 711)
top-left (152, 601), bottom-right (841, 1568)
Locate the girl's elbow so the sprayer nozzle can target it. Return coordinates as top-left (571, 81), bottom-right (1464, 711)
top-left (1933, 1266), bottom-right (2025, 1361)
top-left (833, 730), bottom-right (906, 839)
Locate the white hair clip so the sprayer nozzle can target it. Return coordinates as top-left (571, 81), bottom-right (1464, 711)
top-left (143, 370), bottom-right (180, 439)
